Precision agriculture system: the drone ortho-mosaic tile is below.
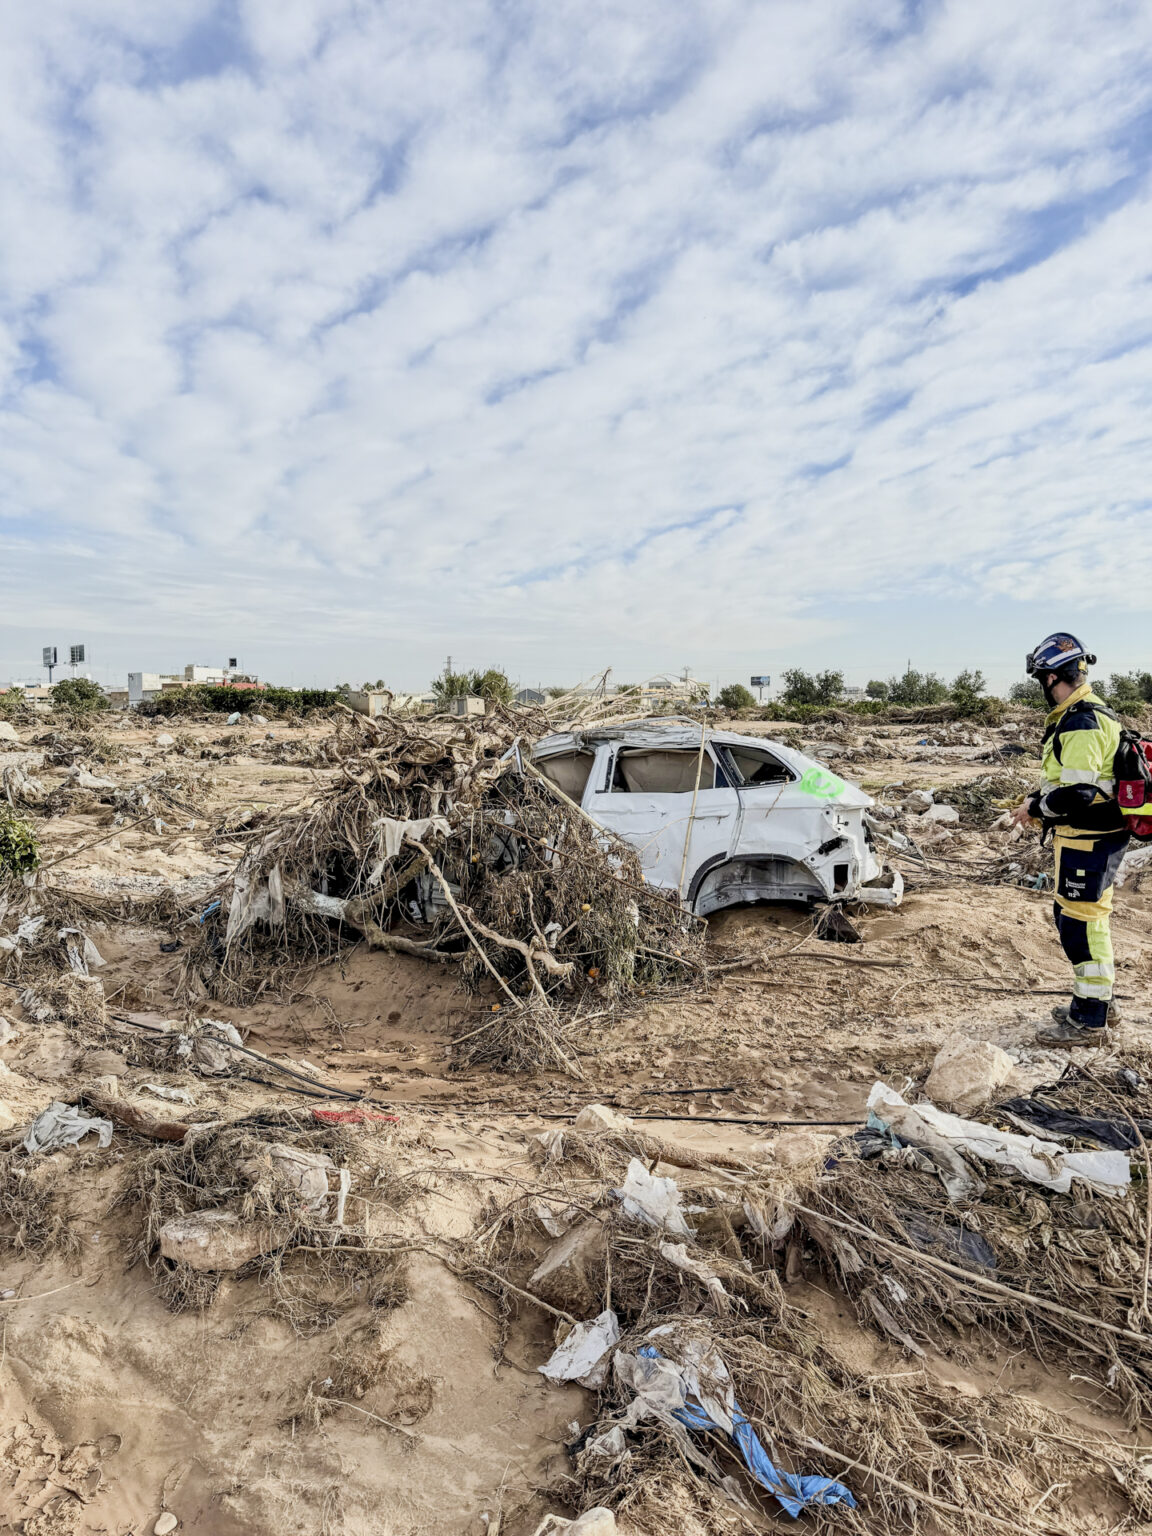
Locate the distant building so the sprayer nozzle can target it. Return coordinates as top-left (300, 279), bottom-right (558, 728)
top-left (515, 688), bottom-right (546, 706)
top-left (127, 664), bottom-right (264, 707)
top-left (448, 696), bottom-right (486, 717)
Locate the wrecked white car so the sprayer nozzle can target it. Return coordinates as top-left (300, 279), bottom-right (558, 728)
top-left (533, 721), bottom-right (902, 917)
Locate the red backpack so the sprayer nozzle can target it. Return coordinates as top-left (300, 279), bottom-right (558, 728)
top-left (1115, 729), bottom-right (1152, 839)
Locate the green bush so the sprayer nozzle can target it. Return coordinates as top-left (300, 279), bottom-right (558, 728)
top-left (0, 690), bottom-right (34, 726)
top-left (885, 666), bottom-right (949, 706)
top-left (716, 683), bottom-right (756, 711)
top-left (1009, 678), bottom-right (1045, 707)
top-left (430, 667), bottom-right (514, 706)
top-left (139, 684), bottom-right (341, 718)
top-left (0, 806), bottom-right (39, 877)
top-left (865, 679), bottom-right (889, 701)
top-left (51, 677), bottom-right (109, 714)
top-left (780, 668), bottom-right (845, 706)
top-left (1107, 671), bottom-right (1152, 707)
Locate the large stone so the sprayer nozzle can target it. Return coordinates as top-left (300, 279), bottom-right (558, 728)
top-left (0, 721), bottom-right (18, 742)
top-left (904, 788), bottom-right (934, 812)
top-left (158, 1210), bottom-right (276, 1272)
top-left (924, 1036), bottom-right (1015, 1113)
top-left (529, 1219), bottom-right (609, 1314)
top-left (923, 803), bottom-right (960, 824)
top-left (569, 1511), bottom-right (617, 1535)
top-left (573, 1103), bottom-right (632, 1134)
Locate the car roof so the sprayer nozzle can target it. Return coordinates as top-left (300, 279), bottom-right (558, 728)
top-left (534, 719), bottom-right (793, 757)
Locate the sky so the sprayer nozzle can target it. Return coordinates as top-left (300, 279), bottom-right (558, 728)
top-left (2, 0), bottom-right (1152, 696)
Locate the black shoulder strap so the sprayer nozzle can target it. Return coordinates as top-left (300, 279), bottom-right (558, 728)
top-left (1045, 699), bottom-right (1117, 762)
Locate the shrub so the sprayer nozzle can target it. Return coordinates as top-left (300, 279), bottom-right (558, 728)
top-left (886, 666), bottom-right (949, 706)
top-left (51, 677), bottom-right (109, 715)
top-left (0, 806), bottom-right (39, 877)
top-left (781, 668), bottom-right (844, 706)
top-left (865, 679), bottom-right (889, 701)
top-left (430, 667), bottom-right (514, 706)
top-left (139, 684), bottom-right (341, 718)
top-left (1009, 678), bottom-right (1046, 707)
top-left (716, 683), bottom-right (755, 711)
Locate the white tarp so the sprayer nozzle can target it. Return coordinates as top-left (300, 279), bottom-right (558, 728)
top-left (539, 1309), bottom-right (621, 1388)
top-left (24, 1101), bottom-right (114, 1154)
top-left (612, 1158), bottom-right (694, 1237)
top-left (868, 1082), bottom-right (1130, 1199)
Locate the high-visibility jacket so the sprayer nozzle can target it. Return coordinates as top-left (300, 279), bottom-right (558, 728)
top-left (1033, 684), bottom-right (1127, 836)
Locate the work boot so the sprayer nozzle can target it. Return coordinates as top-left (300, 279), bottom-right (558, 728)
top-left (1050, 1000), bottom-right (1123, 1026)
top-left (1035, 1006), bottom-right (1113, 1048)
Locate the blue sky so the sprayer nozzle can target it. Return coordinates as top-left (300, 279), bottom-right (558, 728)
top-left (2, 0), bottom-right (1152, 694)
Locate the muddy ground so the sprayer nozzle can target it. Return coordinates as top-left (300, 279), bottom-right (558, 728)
top-left (2, 709), bottom-right (1151, 1535)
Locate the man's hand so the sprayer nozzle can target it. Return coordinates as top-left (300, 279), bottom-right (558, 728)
top-left (1009, 800), bottom-right (1036, 828)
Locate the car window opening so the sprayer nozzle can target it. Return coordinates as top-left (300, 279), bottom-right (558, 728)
top-left (610, 749), bottom-right (718, 794)
top-left (725, 746), bottom-right (794, 785)
top-left (536, 750), bottom-right (596, 801)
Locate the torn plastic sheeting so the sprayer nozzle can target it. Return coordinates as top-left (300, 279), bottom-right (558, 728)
top-left (374, 814), bottom-right (451, 860)
top-left (615, 1336), bottom-right (855, 1519)
top-left (612, 1157), bottom-right (693, 1238)
top-left (0, 914), bottom-right (46, 954)
top-left (658, 1242), bottom-right (730, 1311)
top-left (540, 1309), bottom-right (621, 1389)
top-left (867, 1083), bottom-right (1130, 1199)
top-left (225, 862), bottom-right (286, 942)
top-left (997, 1096), bottom-right (1152, 1153)
top-left (24, 1101), bottom-right (114, 1154)
top-left (58, 928), bottom-right (105, 975)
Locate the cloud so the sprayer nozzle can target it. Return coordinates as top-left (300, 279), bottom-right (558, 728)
top-left (2, 0), bottom-right (1152, 687)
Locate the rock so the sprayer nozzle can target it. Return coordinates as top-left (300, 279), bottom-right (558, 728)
top-left (158, 1210), bottom-right (276, 1272)
top-left (569, 1511), bottom-right (617, 1535)
top-left (154, 1514), bottom-right (178, 1535)
top-left (529, 1219), bottom-right (609, 1313)
top-left (922, 803), bottom-right (959, 824)
top-left (924, 1037), bottom-right (1015, 1113)
top-left (0, 721), bottom-right (18, 742)
top-left (904, 788), bottom-right (933, 812)
top-left (252, 714), bottom-right (269, 725)
top-left (573, 1103), bottom-right (632, 1134)
top-left (0, 1100), bottom-right (16, 1132)
top-left (771, 1128), bottom-right (835, 1169)
top-left (154, 733), bottom-right (175, 747)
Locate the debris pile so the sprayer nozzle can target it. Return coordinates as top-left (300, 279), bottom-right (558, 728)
top-left (473, 1102), bottom-right (1123, 1535)
top-left (182, 707), bottom-right (706, 1073)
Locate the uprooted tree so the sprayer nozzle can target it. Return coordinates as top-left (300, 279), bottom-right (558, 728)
top-left (182, 697), bottom-right (705, 1076)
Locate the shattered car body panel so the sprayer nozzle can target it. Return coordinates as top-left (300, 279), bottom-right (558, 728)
top-left (532, 721), bottom-right (902, 917)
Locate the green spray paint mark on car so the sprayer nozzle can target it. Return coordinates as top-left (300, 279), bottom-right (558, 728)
top-left (796, 766), bottom-right (846, 799)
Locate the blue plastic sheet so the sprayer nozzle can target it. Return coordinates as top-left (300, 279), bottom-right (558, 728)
top-left (636, 1346), bottom-right (856, 1519)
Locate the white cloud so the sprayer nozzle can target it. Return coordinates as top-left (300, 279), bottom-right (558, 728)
top-left (2, 0), bottom-right (1152, 688)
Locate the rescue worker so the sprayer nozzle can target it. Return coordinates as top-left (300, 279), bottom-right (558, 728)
top-left (1009, 633), bottom-right (1129, 1045)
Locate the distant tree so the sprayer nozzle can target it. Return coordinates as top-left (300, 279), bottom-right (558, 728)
top-left (361, 678), bottom-right (387, 691)
top-left (886, 666), bottom-right (949, 706)
top-left (1108, 671), bottom-right (1152, 705)
top-left (781, 668), bottom-right (844, 706)
top-left (950, 669), bottom-right (987, 713)
top-left (717, 683), bottom-right (755, 711)
top-left (865, 679), bottom-right (889, 701)
top-left (431, 668), bottom-right (474, 706)
top-left (430, 667), bottom-right (514, 706)
top-left (51, 677), bottom-right (109, 715)
top-left (469, 668), bottom-right (514, 704)
top-left (1009, 678), bottom-right (1045, 706)
top-left (545, 686), bottom-right (570, 699)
